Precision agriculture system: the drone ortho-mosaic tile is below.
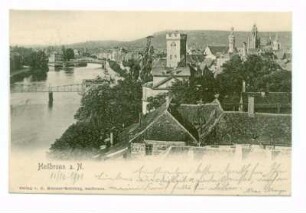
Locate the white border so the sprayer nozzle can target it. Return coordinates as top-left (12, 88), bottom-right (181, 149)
top-left (1, 0), bottom-right (306, 212)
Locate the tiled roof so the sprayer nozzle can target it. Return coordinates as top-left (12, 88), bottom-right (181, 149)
top-left (128, 102), bottom-right (169, 142)
top-left (186, 55), bottom-right (205, 64)
top-left (152, 65), bottom-right (191, 77)
top-left (176, 103), bottom-right (223, 127)
top-left (168, 105), bottom-right (199, 141)
top-left (118, 99), bottom-right (291, 148)
top-left (152, 76), bottom-right (174, 89)
top-left (213, 112), bottom-right (291, 146)
top-left (127, 102), bottom-right (199, 144)
top-left (207, 46), bottom-right (229, 55)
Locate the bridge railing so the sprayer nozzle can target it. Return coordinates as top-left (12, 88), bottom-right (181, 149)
top-left (11, 83), bottom-right (84, 93)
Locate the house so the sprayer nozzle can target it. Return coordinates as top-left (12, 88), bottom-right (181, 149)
top-left (124, 99), bottom-right (225, 157)
top-left (142, 59), bottom-right (192, 114)
top-left (204, 46), bottom-right (229, 60)
top-left (209, 111), bottom-right (291, 146)
top-left (48, 51), bottom-right (63, 63)
top-left (129, 101), bottom-right (199, 157)
top-left (100, 96), bottom-right (291, 159)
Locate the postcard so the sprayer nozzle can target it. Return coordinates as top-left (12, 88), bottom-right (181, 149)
top-left (9, 11), bottom-right (292, 195)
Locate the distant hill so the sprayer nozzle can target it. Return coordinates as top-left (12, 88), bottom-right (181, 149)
top-left (121, 30), bottom-right (291, 50)
top-left (31, 30), bottom-right (292, 52)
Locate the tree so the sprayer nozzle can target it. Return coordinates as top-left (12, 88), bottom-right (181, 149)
top-left (63, 48), bottom-right (75, 61)
top-left (50, 76), bottom-right (142, 153)
top-left (50, 122), bottom-right (105, 152)
top-left (29, 50), bottom-right (49, 72)
top-left (10, 52), bottom-right (22, 72)
top-left (216, 55), bottom-right (244, 96)
top-left (217, 53), bottom-right (291, 95)
top-left (257, 70), bottom-right (291, 92)
top-left (123, 59), bottom-right (141, 80)
top-left (146, 93), bottom-right (167, 111)
top-left (170, 66), bottom-right (217, 104)
top-left (10, 46), bottom-right (34, 66)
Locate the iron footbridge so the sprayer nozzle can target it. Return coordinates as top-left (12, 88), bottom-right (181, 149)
top-left (11, 83), bottom-right (85, 94)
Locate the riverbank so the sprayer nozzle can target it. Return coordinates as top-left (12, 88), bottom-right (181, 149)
top-left (48, 60), bottom-right (88, 68)
top-left (10, 63), bottom-right (106, 151)
top-left (10, 67), bottom-right (32, 83)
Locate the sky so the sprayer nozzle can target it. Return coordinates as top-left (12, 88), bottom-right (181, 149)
top-left (10, 11), bottom-right (291, 46)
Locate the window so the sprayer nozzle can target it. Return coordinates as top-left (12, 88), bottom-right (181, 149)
top-left (171, 42), bottom-right (176, 47)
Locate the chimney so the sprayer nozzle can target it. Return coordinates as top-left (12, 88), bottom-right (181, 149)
top-left (242, 81), bottom-right (246, 93)
top-left (248, 96), bottom-right (255, 117)
top-left (139, 112), bottom-right (142, 127)
top-left (110, 131), bottom-right (114, 146)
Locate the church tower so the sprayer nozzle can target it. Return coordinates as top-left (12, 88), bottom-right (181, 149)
top-left (272, 33), bottom-right (281, 51)
top-left (166, 32), bottom-right (187, 68)
top-left (228, 27), bottom-right (236, 53)
top-left (248, 24), bottom-right (260, 50)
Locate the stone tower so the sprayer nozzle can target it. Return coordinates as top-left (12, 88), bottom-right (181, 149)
top-left (248, 24), bottom-right (260, 50)
top-left (166, 32), bottom-right (187, 68)
top-left (228, 27), bottom-right (236, 53)
top-left (272, 33), bottom-right (281, 51)
top-left (241, 42), bottom-right (248, 61)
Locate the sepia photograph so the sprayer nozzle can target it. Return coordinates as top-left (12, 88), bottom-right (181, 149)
top-left (9, 11), bottom-right (292, 195)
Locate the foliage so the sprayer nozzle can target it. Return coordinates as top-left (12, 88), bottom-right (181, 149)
top-left (74, 76), bottom-right (142, 129)
top-left (10, 46), bottom-right (35, 66)
top-left (50, 122), bottom-right (105, 152)
top-left (170, 68), bottom-right (217, 104)
top-left (139, 45), bottom-right (154, 83)
top-left (10, 47), bottom-right (49, 82)
top-left (62, 47), bottom-right (75, 61)
top-left (123, 59), bottom-right (141, 80)
top-left (10, 52), bottom-right (22, 72)
top-left (258, 70), bottom-right (291, 92)
top-left (50, 76), bottom-right (142, 153)
top-left (29, 50), bottom-right (49, 72)
top-left (108, 60), bottom-right (127, 77)
top-left (146, 93), bottom-right (167, 111)
top-left (217, 53), bottom-right (291, 96)
top-left (216, 55), bottom-right (244, 96)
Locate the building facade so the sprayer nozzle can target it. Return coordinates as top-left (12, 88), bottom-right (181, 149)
top-left (166, 32), bottom-right (187, 68)
top-left (142, 31), bottom-right (191, 114)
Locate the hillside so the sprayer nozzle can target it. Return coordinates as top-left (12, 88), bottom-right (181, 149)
top-left (67, 30), bottom-right (292, 52)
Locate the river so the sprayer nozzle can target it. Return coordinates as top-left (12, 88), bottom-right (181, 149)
top-left (10, 63), bottom-right (105, 152)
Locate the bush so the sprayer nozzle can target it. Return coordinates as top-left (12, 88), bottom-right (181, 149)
top-left (50, 122), bottom-right (105, 153)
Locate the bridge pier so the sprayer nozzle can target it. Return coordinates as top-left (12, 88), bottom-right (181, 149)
top-left (48, 91), bottom-right (53, 104)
